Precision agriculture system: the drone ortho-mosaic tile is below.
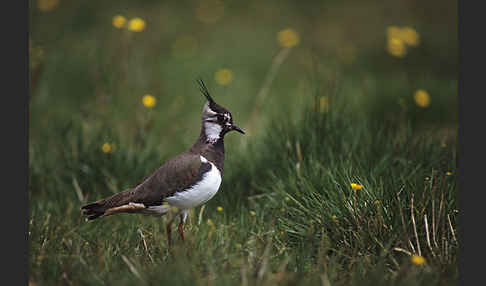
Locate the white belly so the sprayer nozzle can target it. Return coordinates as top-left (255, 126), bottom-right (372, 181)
top-left (164, 156), bottom-right (222, 210)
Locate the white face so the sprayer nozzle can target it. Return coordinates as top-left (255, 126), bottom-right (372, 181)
top-left (201, 102), bottom-right (232, 142)
top-left (204, 121), bottom-right (222, 142)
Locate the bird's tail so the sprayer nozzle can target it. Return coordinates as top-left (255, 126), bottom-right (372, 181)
top-left (81, 189), bottom-right (135, 220)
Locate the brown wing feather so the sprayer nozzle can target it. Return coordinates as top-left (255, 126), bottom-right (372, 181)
top-left (81, 152), bottom-right (209, 219)
top-left (130, 152), bottom-right (207, 206)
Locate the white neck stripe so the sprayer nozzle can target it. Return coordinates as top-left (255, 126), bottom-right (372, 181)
top-left (204, 121), bottom-right (222, 142)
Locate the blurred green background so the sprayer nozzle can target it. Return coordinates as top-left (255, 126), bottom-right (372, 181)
top-left (29, 1), bottom-right (458, 284)
top-left (29, 0), bottom-right (457, 153)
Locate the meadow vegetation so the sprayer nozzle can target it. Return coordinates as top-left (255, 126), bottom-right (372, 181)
top-left (29, 0), bottom-right (458, 285)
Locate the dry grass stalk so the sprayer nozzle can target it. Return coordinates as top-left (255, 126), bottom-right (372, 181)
top-left (198, 204), bottom-right (205, 226)
top-left (257, 236), bottom-right (273, 282)
top-left (121, 255), bottom-right (144, 282)
top-left (138, 228), bottom-right (154, 263)
top-left (410, 194), bottom-right (421, 256)
top-left (396, 189), bottom-right (413, 252)
top-left (393, 247), bottom-right (412, 256)
top-left (447, 214), bottom-right (457, 244)
top-left (424, 214), bottom-right (436, 257)
top-left (72, 176), bottom-right (84, 203)
top-left (435, 189), bottom-right (445, 249)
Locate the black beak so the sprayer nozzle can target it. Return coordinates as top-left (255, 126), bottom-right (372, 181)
top-left (232, 124), bottom-right (245, 134)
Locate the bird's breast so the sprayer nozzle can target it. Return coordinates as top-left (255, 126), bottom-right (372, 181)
top-left (164, 156), bottom-right (222, 210)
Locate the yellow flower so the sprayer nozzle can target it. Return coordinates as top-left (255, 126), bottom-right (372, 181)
top-left (217, 206), bottom-right (223, 212)
top-left (350, 183), bottom-right (363, 190)
top-left (172, 35), bottom-right (198, 59)
top-left (414, 89), bottom-right (431, 108)
top-left (215, 69), bottom-right (234, 86)
top-left (387, 26), bottom-right (402, 39)
top-left (411, 255), bottom-right (426, 265)
top-left (101, 143), bottom-right (112, 153)
top-left (112, 15), bottom-right (126, 29)
top-left (37, 0), bottom-right (59, 12)
top-left (446, 171), bottom-right (453, 176)
top-left (331, 215), bottom-right (338, 221)
top-left (249, 210), bottom-right (256, 216)
top-left (128, 18), bottom-right (146, 32)
top-left (387, 26), bottom-right (420, 47)
top-left (386, 26), bottom-right (419, 58)
top-left (196, 0), bottom-right (225, 24)
top-left (142, 94), bottom-right (156, 108)
top-left (387, 37), bottom-right (407, 58)
top-left (277, 28), bottom-right (300, 48)
top-left (400, 27), bottom-right (420, 47)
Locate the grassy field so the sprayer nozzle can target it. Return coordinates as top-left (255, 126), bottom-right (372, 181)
top-left (29, 0), bottom-right (458, 285)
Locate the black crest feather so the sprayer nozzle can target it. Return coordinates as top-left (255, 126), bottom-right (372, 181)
top-left (197, 78), bottom-right (214, 103)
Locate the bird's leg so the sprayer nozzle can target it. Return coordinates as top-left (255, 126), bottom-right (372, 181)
top-left (166, 216), bottom-right (175, 248)
top-left (177, 211), bottom-right (188, 242)
top-left (177, 220), bottom-right (185, 241)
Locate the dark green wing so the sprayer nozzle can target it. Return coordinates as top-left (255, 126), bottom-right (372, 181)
top-left (81, 152), bottom-right (211, 219)
top-left (125, 152), bottom-right (211, 206)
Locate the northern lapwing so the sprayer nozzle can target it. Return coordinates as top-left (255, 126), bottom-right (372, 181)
top-left (81, 79), bottom-right (244, 246)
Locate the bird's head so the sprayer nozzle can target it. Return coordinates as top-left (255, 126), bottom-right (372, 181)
top-left (198, 79), bottom-right (245, 143)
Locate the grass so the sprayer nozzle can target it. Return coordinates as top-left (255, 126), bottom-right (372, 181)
top-left (29, 0), bottom-right (458, 285)
top-left (29, 79), bottom-right (458, 285)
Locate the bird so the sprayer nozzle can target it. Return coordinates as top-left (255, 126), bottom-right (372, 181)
top-left (81, 79), bottom-right (245, 246)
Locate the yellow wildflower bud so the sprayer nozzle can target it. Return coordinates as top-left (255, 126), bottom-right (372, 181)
top-left (112, 15), bottom-right (126, 29)
top-left (277, 28), bottom-right (300, 48)
top-left (400, 27), bottom-right (420, 47)
top-left (387, 37), bottom-right (407, 58)
top-left (414, 89), bottom-right (430, 108)
top-left (101, 143), bottom-right (112, 154)
top-left (215, 69), bottom-right (234, 86)
top-left (142, 94), bottom-right (156, 108)
top-left (350, 183), bottom-right (363, 190)
top-left (411, 255), bottom-right (426, 265)
top-left (128, 18), bottom-right (146, 32)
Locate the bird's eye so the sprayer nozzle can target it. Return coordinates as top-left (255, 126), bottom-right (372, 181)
top-left (217, 114), bottom-right (226, 122)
